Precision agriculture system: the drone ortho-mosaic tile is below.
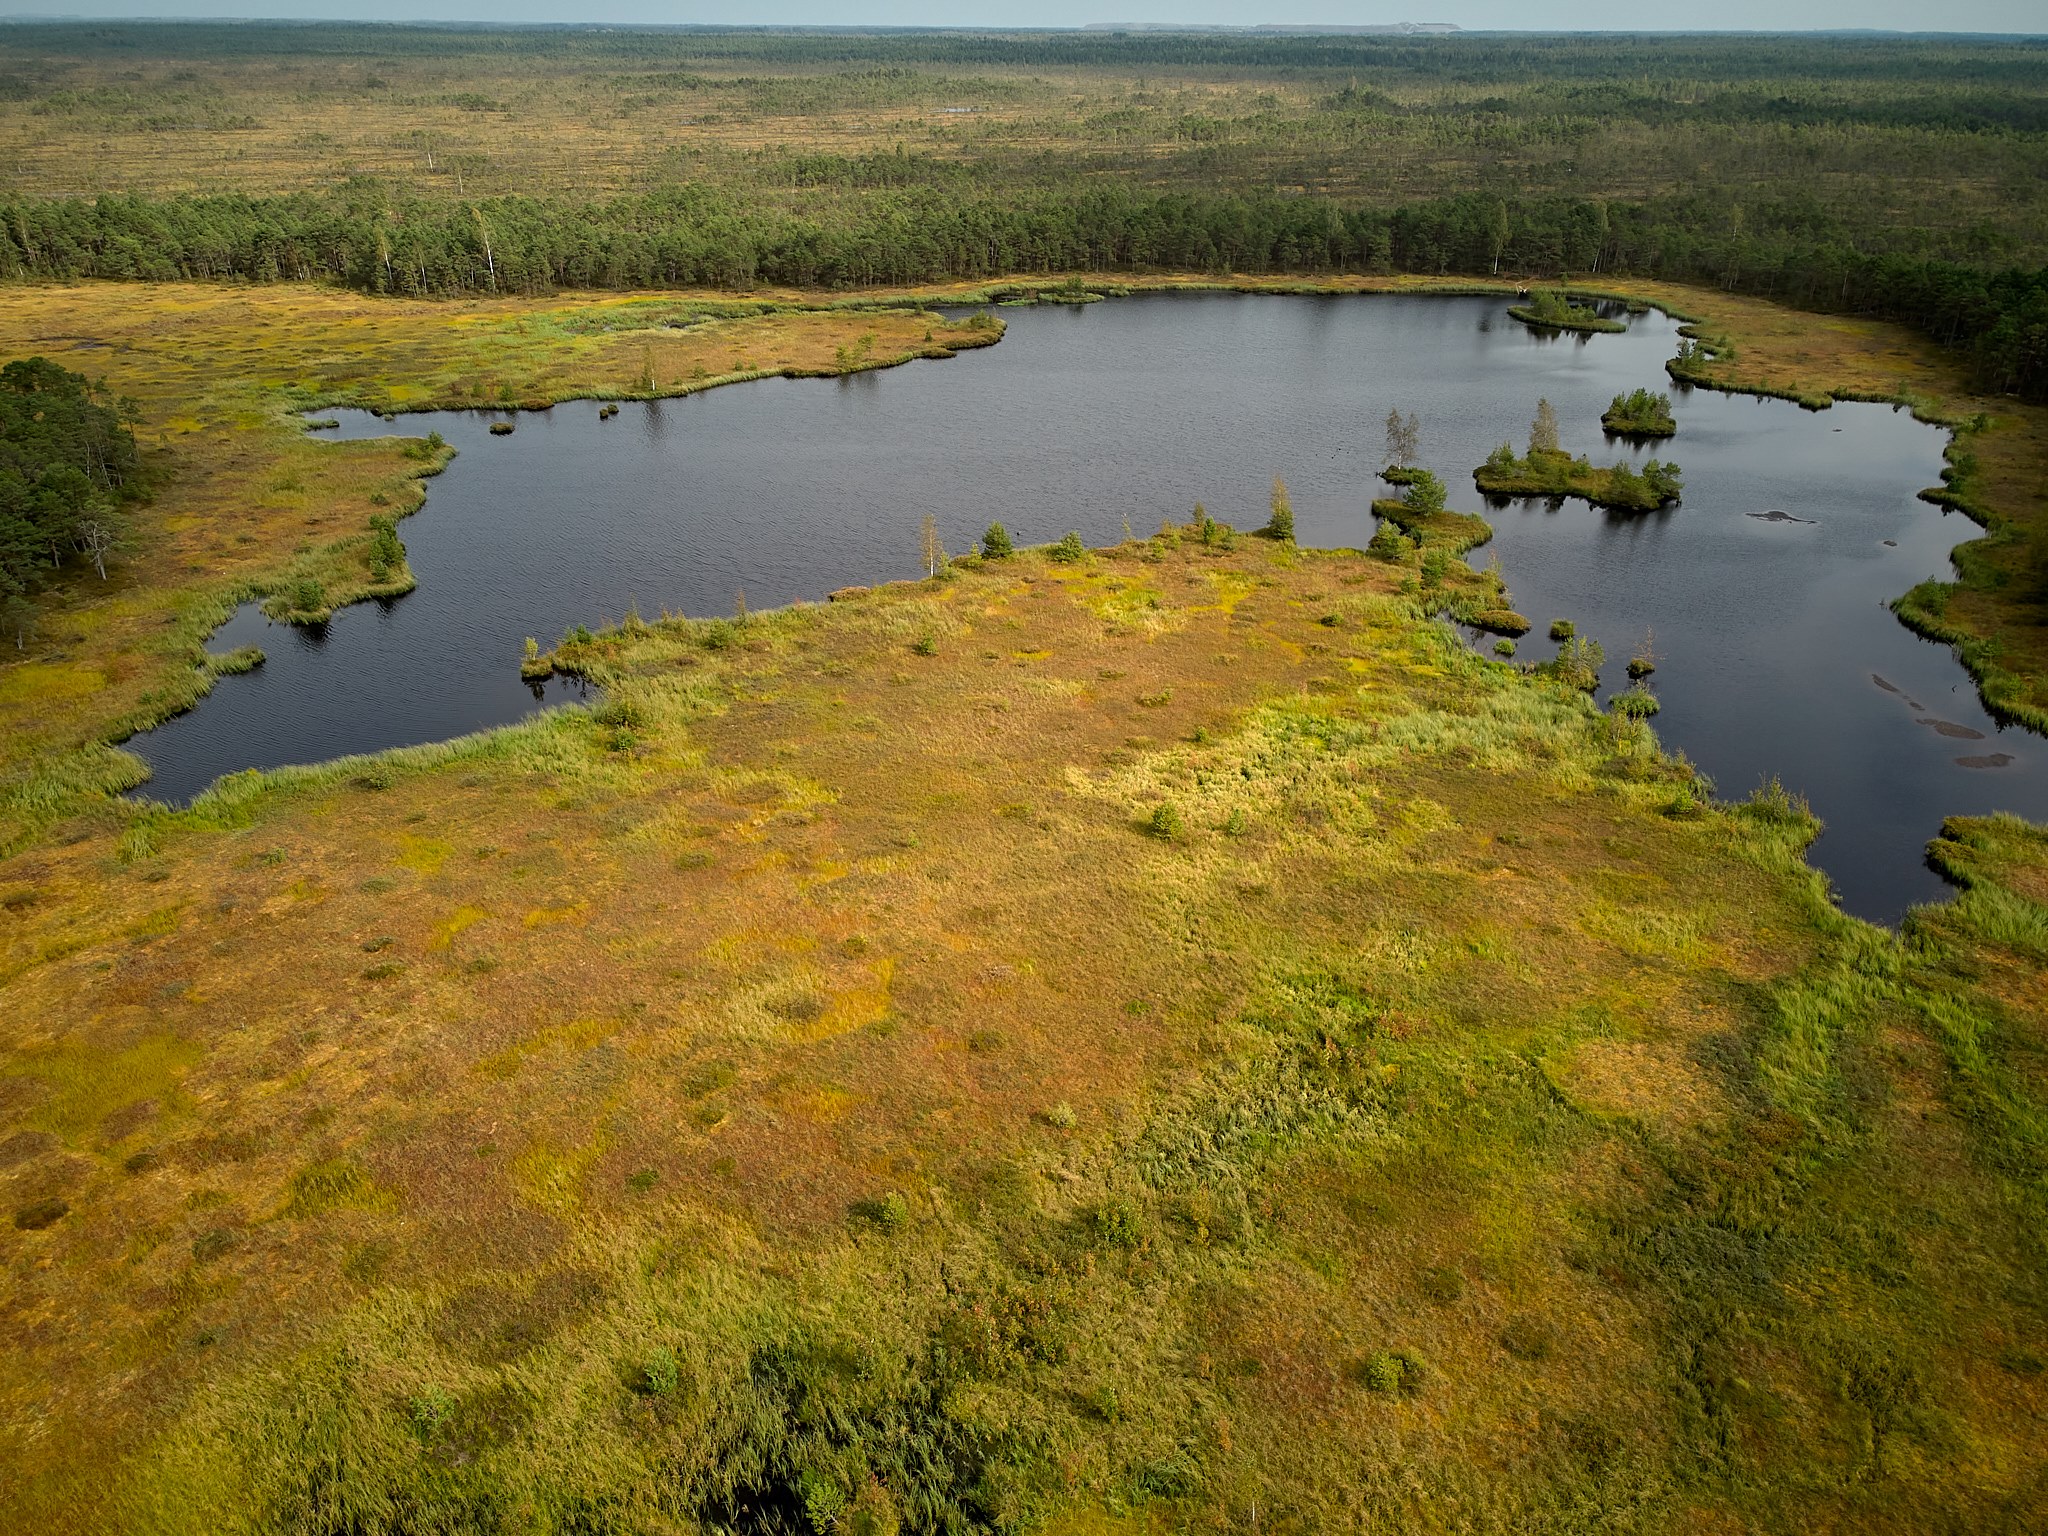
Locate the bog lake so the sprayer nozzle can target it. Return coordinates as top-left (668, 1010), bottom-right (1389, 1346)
top-left (126, 292), bottom-right (2046, 924)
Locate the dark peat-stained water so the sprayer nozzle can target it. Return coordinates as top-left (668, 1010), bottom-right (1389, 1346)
top-left (126, 293), bottom-right (2043, 923)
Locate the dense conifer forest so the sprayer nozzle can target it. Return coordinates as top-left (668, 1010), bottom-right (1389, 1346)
top-left (0, 357), bottom-right (139, 618)
top-left (1, 24), bottom-right (2044, 396)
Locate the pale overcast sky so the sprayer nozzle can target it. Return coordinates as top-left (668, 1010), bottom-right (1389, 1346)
top-left (0, 4), bottom-right (2040, 32)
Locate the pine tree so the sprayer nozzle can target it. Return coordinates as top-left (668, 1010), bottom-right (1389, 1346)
top-left (1401, 470), bottom-right (1447, 518)
top-left (1529, 398), bottom-right (1561, 456)
top-left (1264, 476), bottom-right (1295, 541)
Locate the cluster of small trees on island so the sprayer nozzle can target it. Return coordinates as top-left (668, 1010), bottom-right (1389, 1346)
top-left (0, 357), bottom-right (141, 645)
top-left (1478, 398), bottom-right (1682, 512)
top-left (1603, 388), bottom-right (1677, 438)
top-left (1509, 287), bottom-right (1624, 334)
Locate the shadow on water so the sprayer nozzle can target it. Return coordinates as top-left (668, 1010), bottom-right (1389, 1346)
top-left (126, 292), bottom-right (2044, 924)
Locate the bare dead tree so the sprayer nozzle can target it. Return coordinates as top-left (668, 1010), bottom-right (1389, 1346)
top-left (1, 595), bottom-right (34, 652)
top-left (472, 205), bottom-right (496, 290)
top-left (1383, 408), bottom-right (1420, 468)
top-left (78, 515), bottom-right (121, 580)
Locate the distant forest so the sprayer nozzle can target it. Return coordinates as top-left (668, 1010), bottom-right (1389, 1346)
top-left (7, 187), bottom-right (2041, 398)
top-left (0, 24), bottom-right (2044, 396)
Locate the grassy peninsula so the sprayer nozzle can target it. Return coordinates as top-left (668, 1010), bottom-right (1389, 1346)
top-left (1369, 468), bottom-right (1528, 637)
top-left (0, 286), bottom-right (1003, 849)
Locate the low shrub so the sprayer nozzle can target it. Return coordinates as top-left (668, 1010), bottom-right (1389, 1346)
top-left (13, 1197), bottom-right (68, 1231)
top-left (1092, 1196), bottom-right (1143, 1248)
top-left (410, 1386), bottom-right (457, 1438)
top-left (852, 1191), bottom-right (909, 1231)
top-left (1612, 685), bottom-right (1661, 719)
top-left (639, 1346), bottom-right (680, 1397)
top-left (1743, 775), bottom-right (1813, 827)
top-left (1356, 1347), bottom-right (1427, 1395)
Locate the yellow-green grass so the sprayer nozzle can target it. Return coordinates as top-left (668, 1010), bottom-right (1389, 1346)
top-left (0, 276), bottom-right (2044, 1528)
top-left (1, 525), bottom-right (2045, 1531)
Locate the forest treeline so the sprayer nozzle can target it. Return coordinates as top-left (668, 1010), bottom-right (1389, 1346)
top-left (5, 184), bottom-right (2044, 399)
top-left (0, 357), bottom-right (139, 619)
top-left (5, 21), bottom-right (2043, 85)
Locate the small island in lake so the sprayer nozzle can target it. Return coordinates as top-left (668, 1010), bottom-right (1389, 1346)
top-left (1603, 387), bottom-right (1677, 438)
top-left (1508, 287), bottom-right (1625, 334)
top-left (1476, 397), bottom-right (1682, 511)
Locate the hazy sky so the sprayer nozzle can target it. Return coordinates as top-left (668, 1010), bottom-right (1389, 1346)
top-left (0, 3), bottom-right (2041, 32)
